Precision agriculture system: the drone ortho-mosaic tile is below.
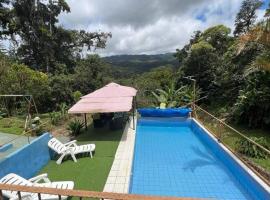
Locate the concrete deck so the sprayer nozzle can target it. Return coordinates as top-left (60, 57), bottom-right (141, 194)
top-left (103, 116), bottom-right (136, 193)
top-left (0, 132), bottom-right (35, 160)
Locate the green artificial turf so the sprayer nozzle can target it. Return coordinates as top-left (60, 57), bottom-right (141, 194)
top-left (39, 125), bottom-right (123, 191)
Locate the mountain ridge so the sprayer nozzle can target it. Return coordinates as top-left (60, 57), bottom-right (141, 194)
top-left (103, 53), bottom-right (178, 76)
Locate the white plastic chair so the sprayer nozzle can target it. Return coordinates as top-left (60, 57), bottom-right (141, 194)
top-left (0, 173), bottom-right (74, 200)
top-left (48, 138), bottom-right (95, 164)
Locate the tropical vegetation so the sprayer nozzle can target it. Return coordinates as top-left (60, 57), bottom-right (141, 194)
top-left (0, 1), bottom-right (268, 138)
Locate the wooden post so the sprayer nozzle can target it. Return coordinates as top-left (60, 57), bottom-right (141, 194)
top-left (0, 190), bottom-right (3, 200)
top-left (132, 97), bottom-right (136, 130)
top-left (84, 113), bottom-right (87, 130)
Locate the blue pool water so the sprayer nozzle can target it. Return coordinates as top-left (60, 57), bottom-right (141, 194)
top-left (130, 118), bottom-right (270, 200)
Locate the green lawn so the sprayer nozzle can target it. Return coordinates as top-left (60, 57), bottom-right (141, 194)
top-left (0, 116), bottom-right (25, 134)
top-left (39, 125), bottom-right (123, 191)
top-left (0, 113), bottom-right (61, 135)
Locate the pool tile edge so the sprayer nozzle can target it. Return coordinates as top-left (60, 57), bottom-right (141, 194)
top-left (103, 116), bottom-right (136, 194)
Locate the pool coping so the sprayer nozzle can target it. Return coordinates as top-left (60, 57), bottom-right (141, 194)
top-left (193, 118), bottom-right (270, 194)
top-left (103, 116), bottom-right (136, 193)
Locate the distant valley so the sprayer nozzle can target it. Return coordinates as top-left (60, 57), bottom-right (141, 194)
top-left (103, 53), bottom-right (178, 77)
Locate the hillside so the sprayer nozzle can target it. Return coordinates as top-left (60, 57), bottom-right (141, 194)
top-left (103, 53), bottom-right (178, 77)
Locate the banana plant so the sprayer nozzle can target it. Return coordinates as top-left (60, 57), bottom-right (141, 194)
top-left (151, 82), bottom-right (187, 108)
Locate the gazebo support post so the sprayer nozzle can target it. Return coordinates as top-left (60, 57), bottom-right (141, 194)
top-left (132, 97), bottom-right (136, 130)
top-left (84, 113), bottom-right (87, 130)
top-left (132, 109), bottom-right (135, 130)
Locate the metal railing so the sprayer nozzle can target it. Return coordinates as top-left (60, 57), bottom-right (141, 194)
top-left (0, 184), bottom-right (202, 200)
top-left (193, 104), bottom-right (270, 184)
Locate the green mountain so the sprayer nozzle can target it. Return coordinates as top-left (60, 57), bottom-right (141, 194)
top-left (103, 53), bottom-right (178, 77)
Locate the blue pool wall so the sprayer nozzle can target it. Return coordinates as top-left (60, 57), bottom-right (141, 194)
top-left (191, 119), bottom-right (270, 200)
top-left (0, 143), bottom-right (13, 152)
top-left (138, 108), bottom-right (192, 118)
top-left (0, 133), bottom-right (52, 179)
top-left (137, 117), bottom-right (192, 127)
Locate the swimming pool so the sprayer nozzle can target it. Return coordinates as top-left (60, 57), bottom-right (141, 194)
top-left (129, 117), bottom-right (270, 200)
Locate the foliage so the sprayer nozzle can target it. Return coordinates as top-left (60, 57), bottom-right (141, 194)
top-left (175, 31), bottom-right (201, 65)
top-left (182, 40), bottom-right (219, 96)
top-left (173, 6), bottom-right (270, 130)
top-left (132, 66), bottom-right (175, 107)
top-left (0, 0), bottom-right (111, 73)
top-left (232, 71), bottom-right (270, 128)
top-left (49, 111), bottom-right (61, 125)
top-left (234, 0), bottom-right (262, 36)
top-left (72, 91), bottom-right (82, 102)
top-left (236, 137), bottom-right (269, 159)
top-left (239, 20), bottom-right (270, 71)
top-left (152, 83), bottom-right (187, 108)
top-left (72, 55), bottom-right (108, 94)
top-left (105, 53), bottom-right (178, 78)
top-left (175, 26), bottom-right (233, 102)
top-left (0, 0), bottom-right (269, 133)
top-left (48, 74), bottom-right (73, 110)
top-left (0, 116), bottom-right (25, 134)
top-left (199, 25), bottom-right (232, 54)
top-left (59, 103), bottom-right (68, 120)
top-left (0, 55), bottom-right (50, 113)
top-left (67, 119), bottom-right (84, 136)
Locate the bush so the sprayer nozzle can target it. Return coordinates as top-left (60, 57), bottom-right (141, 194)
top-left (68, 119), bottom-right (84, 136)
top-left (72, 91), bottom-right (82, 102)
top-left (49, 112), bottom-right (62, 125)
top-left (59, 103), bottom-right (68, 120)
top-left (236, 137), bottom-right (269, 159)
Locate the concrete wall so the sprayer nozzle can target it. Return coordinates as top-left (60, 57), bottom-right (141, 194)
top-left (0, 133), bottom-right (52, 179)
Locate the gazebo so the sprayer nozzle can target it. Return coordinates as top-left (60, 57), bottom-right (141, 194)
top-left (68, 83), bottom-right (137, 129)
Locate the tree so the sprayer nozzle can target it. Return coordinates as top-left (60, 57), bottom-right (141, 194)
top-left (48, 74), bottom-right (73, 111)
top-left (0, 0), bottom-right (111, 73)
top-left (238, 6), bottom-right (270, 71)
top-left (72, 54), bottom-right (109, 94)
top-left (233, 71), bottom-right (270, 128)
top-left (0, 56), bottom-right (50, 112)
top-left (234, 0), bottom-right (262, 36)
top-left (182, 41), bottom-right (219, 96)
top-left (199, 25), bottom-right (232, 54)
top-left (175, 31), bottom-right (201, 64)
top-left (230, 3), bottom-right (270, 128)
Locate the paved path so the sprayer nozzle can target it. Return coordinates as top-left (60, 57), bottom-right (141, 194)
top-left (0, 132), bottom-right (35, 160)
top-left (103, 116), bottom-right (136, 193)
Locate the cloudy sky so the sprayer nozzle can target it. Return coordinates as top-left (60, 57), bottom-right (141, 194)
top-left (58, 0), bottom-right (270, 56)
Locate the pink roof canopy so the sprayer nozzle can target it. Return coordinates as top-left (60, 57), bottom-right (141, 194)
top-left (68, 83), bottom-right (137, 114)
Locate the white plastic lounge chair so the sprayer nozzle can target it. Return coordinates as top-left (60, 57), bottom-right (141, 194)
top-left (0, 173), bottom-right (74, 200)
top-left (48, 138), bottom-right (96, 164)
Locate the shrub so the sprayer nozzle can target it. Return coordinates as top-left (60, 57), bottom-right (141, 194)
top-left (59, 103), bottom-right (68, 120)
top-left (72, 91), bottom-right (82, 102)
top-left (68, 119), bottom-right (84, 136)
top-left (236, 137), bottom-right (269, 159)
top-left (49, 112), bottom-right (61, 125)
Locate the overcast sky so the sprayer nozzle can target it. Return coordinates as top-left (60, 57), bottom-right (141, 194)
top-left (59, 0), bottom-right (269, 56)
